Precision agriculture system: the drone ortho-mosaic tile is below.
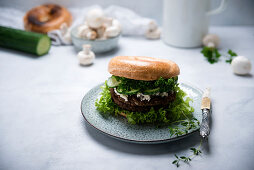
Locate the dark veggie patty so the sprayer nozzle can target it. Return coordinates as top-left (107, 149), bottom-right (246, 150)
top-left (110, 88), bottom-right (176, 112)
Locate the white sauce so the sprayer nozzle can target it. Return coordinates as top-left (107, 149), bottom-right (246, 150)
top-left (113, 88), bottom-right (169, 102)
top-left (137, 92), bottom-right (169, 101)
top-left (160, 92), bottom-right (168, 97)
top-left (114, 88), bottom-right (128, 101)
top-left (155, 92), bottom-right (160, 96)
top-left (137, 93), bottom-right (151, 101)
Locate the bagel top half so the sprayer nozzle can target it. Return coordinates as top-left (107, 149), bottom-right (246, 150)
top-left (108, 56), bottom-right (180, 81)
top-left (24, 4), bottom-right (72, 33)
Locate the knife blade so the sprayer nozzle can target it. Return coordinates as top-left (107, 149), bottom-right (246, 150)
top-left (200, 88), bottom-right (211, 139)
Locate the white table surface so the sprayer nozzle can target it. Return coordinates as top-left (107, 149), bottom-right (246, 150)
top-left (0, 26), bottom-right (254, 170)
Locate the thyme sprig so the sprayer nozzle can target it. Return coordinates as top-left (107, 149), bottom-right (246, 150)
top-left (169, 112), bottom-right (199, 137)
top-left (169, 111), bottom-right (202, 167)
top-left (172, 139), bottom-right (203, 167)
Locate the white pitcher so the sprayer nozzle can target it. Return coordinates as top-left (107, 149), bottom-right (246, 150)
top-left (162, 0), bottom-right (227, 48)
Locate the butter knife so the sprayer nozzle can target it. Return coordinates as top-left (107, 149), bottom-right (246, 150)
top-left (200, 88), bottom-right (211, 139)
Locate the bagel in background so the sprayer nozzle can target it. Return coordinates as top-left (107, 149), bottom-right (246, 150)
top-left (24, 4), bottom-right (72, 34)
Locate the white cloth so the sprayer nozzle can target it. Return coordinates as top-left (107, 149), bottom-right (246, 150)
top-left (0, 5), bottom-right (158, 45)
top-left (104, 5), bottom-right (156, 36)
top-left (47, 29), bottom-right (72, 46)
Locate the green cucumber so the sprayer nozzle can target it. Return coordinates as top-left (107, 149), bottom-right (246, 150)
top-left (0, 26), bottom-right (51, 56)
top-left (107, 76), bottom-right (121, 88)
top-left (116, 88), bottom-right (140, 95)
top-left (143, 87), bottom-right (160, 95)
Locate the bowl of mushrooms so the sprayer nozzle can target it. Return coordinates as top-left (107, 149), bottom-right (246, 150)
top-left (71, 8), bottom-right (121, 53)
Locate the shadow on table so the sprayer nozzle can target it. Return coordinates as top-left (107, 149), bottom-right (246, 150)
top-left (235, 73), bottom-right (253, 78)
top-left (82, 119), bottom-right (207, 156)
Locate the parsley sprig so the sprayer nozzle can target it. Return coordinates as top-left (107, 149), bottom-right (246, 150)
top-left (225, 49), bottom-right (237, 63)
top-left (201, 47), bottom-right (221, 64)
top-left (201, 47), bottom-right (238, 64)
top-left (172, 139), bottom-right (203, 167)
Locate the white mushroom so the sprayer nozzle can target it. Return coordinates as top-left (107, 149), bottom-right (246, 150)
top-left (77, 24), bottom-right (89, 36)
top-left (145, 28), bottom-right (161, 39)
top-left (77, 24), bottom-right (97, 40)
top-left (112, 19), bottom-right (121, 30)
top-left (231, 56), bottom-right (252, 75)
top-left (78, 44), bottom-right (95, 66)
top-left (60, 23), bottom-right (72, 43)
top-left (86, 8), bottom-right (105, 29)
top-left (103, 17), bottom-right (113, 27)
top-left (95, 26), bottom-right (106, 39)
top-left (85, 30), bottom-right (97, 40)
top-left (202, 34), bottom-right (220, 48)
top-left (104, 26), bottom-right (120, 38)
top-left (104, 19), bottom-right (121, 38)
top-left (147, 20), bottom-right (158, 32)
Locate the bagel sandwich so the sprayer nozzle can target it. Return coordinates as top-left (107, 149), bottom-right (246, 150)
top-left (96, 56), bottom-right (194, 124)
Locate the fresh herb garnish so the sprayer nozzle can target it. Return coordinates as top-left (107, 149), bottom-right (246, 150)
top-left (225, 49), bottom-right (237, 63)
top-left (169, 115), bottom-right (202, 167)
top-left (201, 47), bottom-right (238, 64)
top-left (172, 139), bottom-right (203, 167)
top-left (169, 117), bottom-right (199, 137)
top-left (113, 76), bottom-right (178, 95)
top-left (201, 47), bottom-right (221, 64)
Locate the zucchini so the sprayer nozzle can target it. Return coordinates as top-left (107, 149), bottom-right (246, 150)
top-left (0, 26), bottom-right (51, 56)
top-left (107, 76), bottom-right (121, 88)
top-left (143, 87), bottom-right (160, 95)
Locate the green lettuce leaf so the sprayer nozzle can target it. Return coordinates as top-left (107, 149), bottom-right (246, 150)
top-left (95, 80), bottom-right (194, 125)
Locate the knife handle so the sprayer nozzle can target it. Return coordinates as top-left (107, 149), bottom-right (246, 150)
top-left (200, 108), bottom-right (210, 138)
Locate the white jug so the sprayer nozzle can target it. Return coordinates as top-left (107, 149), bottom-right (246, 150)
top-left (162, 0), bottom-right (227, 48)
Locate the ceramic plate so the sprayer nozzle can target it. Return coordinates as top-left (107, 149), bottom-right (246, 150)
top-left (81, 83), bottom-right (203, 144)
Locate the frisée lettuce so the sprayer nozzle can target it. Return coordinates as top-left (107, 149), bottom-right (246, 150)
top-left (95, 79), bottom-right (194, 125)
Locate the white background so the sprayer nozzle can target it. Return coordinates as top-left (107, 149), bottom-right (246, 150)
top-left (0, 0), bottom-right (254, 25)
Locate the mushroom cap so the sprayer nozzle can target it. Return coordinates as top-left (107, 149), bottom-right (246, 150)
top-left (112, 19), bottom-right (121, 30)
top-left (77, 49), bottom-right (95, 65)
top-left (231, 56), bottom-right (252, 75)
top-left (86, 8), bottom-right (104, 29)
top-left (202, 34), bottom-right (220, 48)
top-left (146, 28), bottom-right (161, 39)
top-left (105, 26), bottom-right (120, 38)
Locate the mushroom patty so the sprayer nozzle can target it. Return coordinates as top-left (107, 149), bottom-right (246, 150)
top-left (110, 88), bottom-right (176, 112)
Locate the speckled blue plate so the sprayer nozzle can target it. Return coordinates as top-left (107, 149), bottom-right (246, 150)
top-left (81, 83), bottom-right (203, 144)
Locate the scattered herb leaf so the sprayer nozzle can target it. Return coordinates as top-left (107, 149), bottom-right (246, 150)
top-left (172, 139), bottom-right (203, 167)
top-left (225, 49), bottom-right (237, 64)
top-left (201, 46), bottom-right (238, 64)
top-left (201, 47), bottom-right (221, 64)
